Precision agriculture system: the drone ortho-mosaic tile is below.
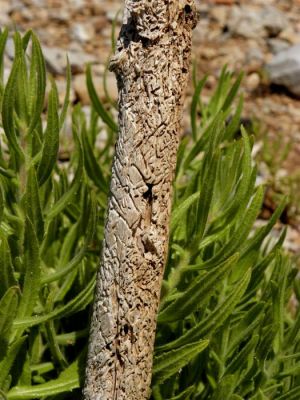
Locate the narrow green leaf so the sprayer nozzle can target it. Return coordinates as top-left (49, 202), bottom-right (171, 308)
top-left (86, 64), bottom-right (118, 132)
top-left (227, 302), bottom-right (265, 357)
top-left (195, 149), bottom-right (219, 241)
top-left (0, 28), bottom-right (8, 80)
top-left (222, 72), bottom-right (243, 111)
top-left (0, 239), bottom-right (17, 298)
top-left (226, 335), bottom-right (259, 375)
top-left (2, 58), bottom-right (24, 161)
top-left (211, 375), bottom-right (235, 400)
top-left (0, 336), bottom-right (26, 389)
top-left (45, 126), bottom-right (83, 222)
top-left (199, 187), bottom-right (264, 270)
top-left (27, 32), bottom-right (46, 136)
top-left (159, 253), bottom-right (239, 324)
top-left (158, 270), bottom-right (251, 351)
top-left (191, 76), bottom-right (207, 141)
top-left (275, 386), bottom-right (300, 400)
top-left (14, 218), bottom-right (40, 338)
top-left (14, 32), bottom-right (28, 125)
top-left (165, 386), bottom-right (195, 400)
top-left (37, 80), bottom-right (59, 185)
top-left (24, 166), bottom-right (44, 242)
top-left (240, 196), bottom-right (287, 256)
top-left (153, 340), bottom-right (209, 384)
top-left (170, 192), bottom-right (200, 235)
top-left (13, 275), bottom-right (95, 329)
top-left (0, 287), bottom-right (19, 360)
top-left (82, 124), bottom-right (108, 192)
top-left (7, 353), bottom-right (84, 399)
top-left (59, 56), bottom-right (71, 129)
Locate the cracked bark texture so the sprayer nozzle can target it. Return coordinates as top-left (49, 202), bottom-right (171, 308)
top-left (84, 1), bottom-right (197, 399)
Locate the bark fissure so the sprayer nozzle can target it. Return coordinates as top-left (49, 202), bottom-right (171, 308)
top-left (84, 1), bottom-right (197, 399)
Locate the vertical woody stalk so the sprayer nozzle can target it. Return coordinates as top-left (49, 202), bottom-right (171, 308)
top-left (84, 1), bottom-right (197, 399)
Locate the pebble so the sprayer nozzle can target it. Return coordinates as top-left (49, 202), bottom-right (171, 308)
top-left (266, 44), bottom-right (300, 97)
top-left (246, 72), bottom-right (261, 91)
top-left (42, 45), bottom-right (97, 75)
top-left (71, 23), bottom-right (95, 43)
top-left (268, 38), bottom-right (290, 54)
top-left (227, 5), bottom-right (288, 39)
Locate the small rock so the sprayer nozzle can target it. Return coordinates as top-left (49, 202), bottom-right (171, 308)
top-left (48, 10), bottom-right (70, 23)
top-left (261, 6), bottom-right (288, 37)
top-left (72, 23), bottom-right (95, 43)
top-left (227, 6), bottom-right (265, 39)
top-left (227, 5), bottom-right (288, 39)
top-left (210, 6), bottom-right (228, 26)
top-left (245, 73), bottom-right (260, 91)
top-left (268, 38), bottom-right (290, 55)
top-left (246, 47), bottom-right (264, 64)
top-left (42, 46), bottom-right (97, 75)
top-left (265, 44), bottom-right (300, 97)
top-left (243, 46), bottom-right (264, 73)
top-left (279, 27), bottom-right (300, 45)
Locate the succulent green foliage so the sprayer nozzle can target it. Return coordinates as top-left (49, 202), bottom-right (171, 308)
top-left (0, 30), bottom-right (298, 400)
top-left (0, 30), bottom-right (114, 399)
top-left (153, 69), bottom-right (299, 400)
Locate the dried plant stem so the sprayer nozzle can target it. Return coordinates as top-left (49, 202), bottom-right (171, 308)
top-left (84, 1), bottom-right (197, 399)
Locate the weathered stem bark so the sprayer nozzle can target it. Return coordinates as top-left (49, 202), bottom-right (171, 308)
top-left (84, 1), bottom-right (197, 399)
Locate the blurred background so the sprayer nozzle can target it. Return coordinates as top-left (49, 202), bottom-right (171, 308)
top-left (1, 0), bottom-right (300, 255)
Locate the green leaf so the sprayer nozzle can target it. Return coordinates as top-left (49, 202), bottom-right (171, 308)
top-left (183, 111), bottom-right (225, 169)
top-left (59, 56), bottom-right (71, 129)
top-left (0, 336), bottom-right (26, 389)
top-left (13, 275), bottom-right (95, 329)
top-left (0, 28), bottom-right (8, 80)
top-left (42, 192), bottom-right (96, 285)
top-left (24, 166), bottom-right (44, 242)
top-left (86, 64), bottom-right (118, 132)
top-left (158, 270), bottom-right (251, 352)
top-left (27, 32), bottom-right (46, 137)
top-left (227, 302), bottom-right (265, 357)
top-left (0, 287), bottom-right (19, 360)
top-left (13, 33), bottom-right (28, 125)
top-left (45, 125), bottom-right (83, 222)
top-left (14, 218), bottom-right (40, 338)
top-left (165, 386), bottom-right (195, 400)
top-left (199, 186), bottom-right (264, 270)
top-left (222, 72), bottom-right (243, 111)
top-left (211, 375), bottom-right (235, 400)
top-left (275, 386), bottom-right (300, 400)
top-left (158, 253), bottom-right (239, 324)
top-left (0, 239), bottom-right (17, 299)
top-left (170, 192), bottom-right (200, 235)
top-left (82, 123), bottom-right (108, 193)
top-left (226, 335), bottom-right (259, 375)
top-left (7, 352), bottom-right (85, 399)
top-left (195, 149), bottom-right (219, 241)
top-left (190, 76), bottom-right (207, 141)
top-left (2, 58), bottom-right (24, 161)
top-left (153, 340), bottom-right (209, 384)
top-left (37, 79), bottom-right (59, 185)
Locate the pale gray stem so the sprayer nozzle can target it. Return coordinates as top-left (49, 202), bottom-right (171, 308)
top-left (84, 1), bottom-right (197, 399)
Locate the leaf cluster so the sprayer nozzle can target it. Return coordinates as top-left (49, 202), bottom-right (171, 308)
top-left (152, 67), bottom-right (300, 399)
top-left (0, 29), bottom-right (115, 399)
